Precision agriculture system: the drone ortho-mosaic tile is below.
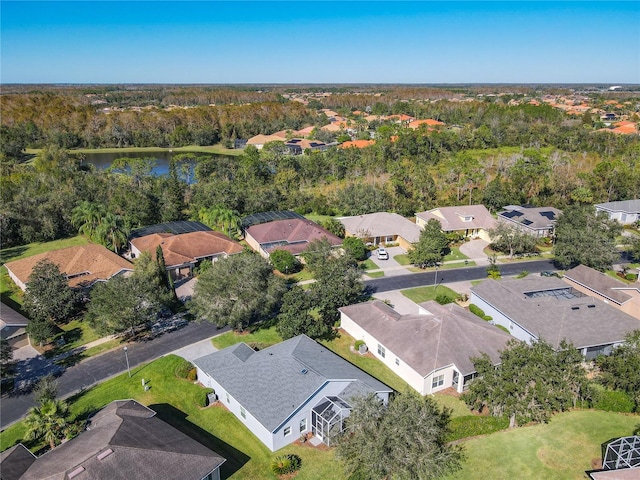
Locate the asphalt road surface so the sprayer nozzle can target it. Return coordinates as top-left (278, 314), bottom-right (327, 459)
top-left (365, 258), bottom-right (556, 293)
top-left (1, 320), bottom-right (225, 429)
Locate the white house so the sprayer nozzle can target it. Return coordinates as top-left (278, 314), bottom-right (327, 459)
top-left (338, 212), bottom-right (422, 250)
top-left (339, 300), bottom-right (511, 395)
top-left (415, 205), bottom-right (496, 242)
top-left (595, 199), bottom-right (640, 225)
top-left (193, 335), bottom-right (392, 451)
top-left (470, 277), bottom-right (640, 359)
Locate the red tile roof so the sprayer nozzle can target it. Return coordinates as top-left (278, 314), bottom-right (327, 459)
top-left (246, 219), bottom-right (342, 255)
top-left (408, 119), bottom-right (445, 129)
top-left (131, 231), bottom-right (243, 267)
top-left (340, 140), bottom-right (375, 149)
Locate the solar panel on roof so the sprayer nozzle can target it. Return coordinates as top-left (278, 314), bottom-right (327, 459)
top-left (539, 211), bottom-right (556, 220)
top-left (501, 211), bottom-right (522, 219)
top-left (129, 221), bottom-right (212, 240)
top-left (521, 219), bottom-right (533, 226)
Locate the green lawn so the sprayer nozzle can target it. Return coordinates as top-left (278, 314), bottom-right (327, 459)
top-left (401, 285), bottom-right (460, 304)
top-left (0, 355), bottom-right (337, 480)
top-left (446, 409), bottom-right (640, 480)
top-left (211, 326), bottom-right (283, 350)
top-left (359, 258), bottom-right (378, 271)
top-left (303, 213), bottom-right (332, 225)
top-left (0, 236), bottom-right (89, 310)
top-left (394, 253), bottom-right (412, 265)
top-left (365, 271), bottom-right (384, 278)
top-left (443, 247), bottom-right (469, 262)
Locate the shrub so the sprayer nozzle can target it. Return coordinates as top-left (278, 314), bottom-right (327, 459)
top-left (496, 324), bottom-right (509, 333)
top-left (175, 358), bottom-right (195, 379)
top-left (270, 249), bottom-right (301, 274)
top-left (435, 294), bottom-right (455, 305)
top-left (626, 273), bottom-right (637, 281)
top-left (469, 304), bottom-right (492, 321)
top-left (271, 454), bottom-right (302, 475)
top-left (187, 368), bottom-right (197, 382)
top-left (469, 304), bottom-right (485, 318)
top-left (343, 237), bottom-right (367, 261)
top-left (593, 387), bottom-right (635, 413)
top-left (516, 270), bottom-right (529, 279)
top-left (354, 340), bottom-right (365, 350)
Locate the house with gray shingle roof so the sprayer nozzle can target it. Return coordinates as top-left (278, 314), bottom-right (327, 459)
top-left (415, 205), bottom-right (496, 242)
top-left (595, 199), bottom-right (640, 225)
top-left (470, 277), bottom-right (639, 359)
top-left (338, 212), bottom-right (422, 250)
top-left (339, 300), bottom-right (511, 395)
top-left (193, 335), bottom-right (392, 451)
top-left (0, 400), bottom-right (225, 480)
top-left (563, 264), bottom-right (640, 320)
top-left (497, 205), bottom-right (561, 238)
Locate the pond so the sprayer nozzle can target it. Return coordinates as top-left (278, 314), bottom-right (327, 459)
top-left (71, 150), bottom-right (230, 184)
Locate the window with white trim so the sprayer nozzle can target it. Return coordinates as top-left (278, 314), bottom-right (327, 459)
top-left (284, 426), bottom-right (291, 436)
top-left (240, 406), bottom-right (246, 419)
top-left (300, 418), bottom-right (307, 432)
top-left (432, 374), bottom-right (445, 389)
top-left (377, 344), bottom-right (386, 358)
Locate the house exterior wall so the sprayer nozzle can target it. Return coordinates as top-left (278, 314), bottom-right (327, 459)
top-left (423, 365), bottom-right (462, 395)
top-left (339, 314), bottom-right (428, 395)
top-left (396, 235), bottom-right (413, 250)
top-left (5, 267), bottom-right (26, 291)
top-left (469, 293), bottom-right (533, 343)
top-left (243, 232), bottom-right (270, 258)
top-left (196, 367), bottom-right (275, 449)
top-left (202, 467), bottom-right (221, 480)
top-left (596, 209), bottom-right (639, 225)
top-left (196, 366), bottom-right (388, 452)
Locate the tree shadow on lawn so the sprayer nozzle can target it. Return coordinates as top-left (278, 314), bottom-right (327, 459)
top-left (150, 403), bottom-right (250, 479)
top-left (0, 245), bottom-right (28, 263)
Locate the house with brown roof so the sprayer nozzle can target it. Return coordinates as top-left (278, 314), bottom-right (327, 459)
top-left (338, 212), bottom-right (421, 250)
top-left (130, 231), bottom-right (243, 280)
top-left (563, 265), bottom-right (640, 320)
top-left (339, 300), bottom-right (511, 395)
top-left (340, 139), bottom-right (375, 149)
top-left (415, 205), bottom-right (496, 241)
top-left (244, 218), bottom-right (342, 259)
top-left (4, 245), bottom-right (134, 292)
top-left (0, 400), bottom-right (226, 480)
top-left (246, 133), bottom-right (287, 149)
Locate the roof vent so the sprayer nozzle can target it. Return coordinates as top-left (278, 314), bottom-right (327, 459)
top-left (571, 306), bottom-right (580, 310)
top-left (68, 466), bottom-right (86, 479)
top-left (587, 304), bottom-right (596, 308)
top-left (300, 368), bottom-right (308, 375)
top-left (97, 448), bottom-right (114, 461)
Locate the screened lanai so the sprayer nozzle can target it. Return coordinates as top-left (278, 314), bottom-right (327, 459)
top-left (311, 396), bottom-right (352, 446)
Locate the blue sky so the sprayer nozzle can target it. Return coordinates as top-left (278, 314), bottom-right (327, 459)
top-left (1, 1), bottom-right (638, 84)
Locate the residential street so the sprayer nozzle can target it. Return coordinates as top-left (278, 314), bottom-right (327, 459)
top-left (365, 258), bottom-right (557, 293)
top-left (1, 320), bottom-right (225, 429)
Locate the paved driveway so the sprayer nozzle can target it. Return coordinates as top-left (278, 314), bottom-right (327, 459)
top-left (175, 277), bottom-right (197, 302)
top-left (459, 239), bottom-right (490, 265)
top-left (171, 337), bottom-right (218, 362)
top-left (368, 246), bottom-right (412, 277)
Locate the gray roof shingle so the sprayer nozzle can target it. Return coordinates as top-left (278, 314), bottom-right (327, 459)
top-left (595, 199), bottom-right (640, 214)
top-left (339, 300), bottom-right (511, 376)
top-left (415, 205), bottom-right (497, 232)
top-left (471, 277), bottom-right (640, 349)
top-left (15, 400), bottom-right (225, 480)
top-left (193, 335), bottom-right (392, 432)
top-left (338, 212), bottom-right (422, 243)
top-left (564, 265), bottom-right (635, 305)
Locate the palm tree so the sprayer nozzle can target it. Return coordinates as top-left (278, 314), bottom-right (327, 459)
top-left (71, 201), bottom-right (105, 240)
top-left (25, 398), bottom-right (69, 450)
top-left (95, 213), bottom-right (130, 253)
top-left (199, 206), bottom-right (240, 237)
